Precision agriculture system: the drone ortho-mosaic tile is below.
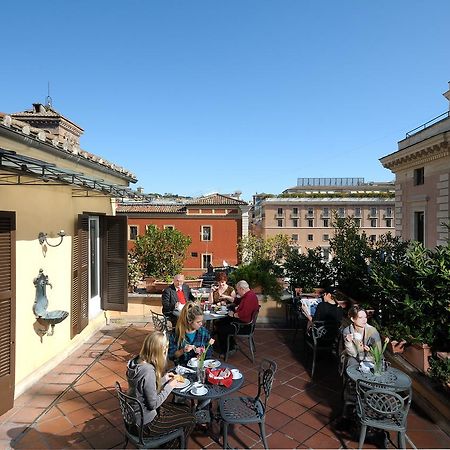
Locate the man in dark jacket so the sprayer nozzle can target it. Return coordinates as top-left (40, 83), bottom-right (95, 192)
top-left (161, 274), bottom-right (195, 326)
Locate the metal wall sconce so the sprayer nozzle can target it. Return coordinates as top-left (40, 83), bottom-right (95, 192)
top-left (38, 230), bottom-right (66, 247)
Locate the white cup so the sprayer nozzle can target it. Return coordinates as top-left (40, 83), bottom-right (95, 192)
top-left (353, 332), bottom-right (362, 342)
top-left (231, 369), bottom-right (241, 379)
top-left (192, 385), bottom-right (206, 395)
top-left (189, 358), bottom-right (198, 367)
top-left (221, 305), bottom-right (227, 311)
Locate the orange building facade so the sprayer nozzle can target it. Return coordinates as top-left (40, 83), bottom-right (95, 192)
top-left (116, 194), bottom-right (250, 277)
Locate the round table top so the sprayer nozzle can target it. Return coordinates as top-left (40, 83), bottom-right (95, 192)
top-left (346, 364), bottom-right (412, 389)
top-left (173, 308), bottom-right (229, 322)
top-left (173, 361), bottom-right (244, 401)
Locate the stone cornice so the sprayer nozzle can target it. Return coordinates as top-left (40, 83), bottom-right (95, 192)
top-left (380, 140), bottom-right (449, 172)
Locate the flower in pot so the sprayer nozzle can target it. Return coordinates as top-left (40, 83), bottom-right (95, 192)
top-left (369, 337), bottom-right (389, 375)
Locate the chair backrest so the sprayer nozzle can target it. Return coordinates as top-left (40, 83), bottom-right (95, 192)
top-left (115, 382), bottom-right (145, 446)
top-left (151, 310), bottom-right (169, 333)
top-left (254, 359), bottom-right (277, 413)
top-left (309, 320), bottom-right (339, 346)
top-left (249, 305), bottom-right (260, 333)
top-left (356, 379), bottom-right (411, 427)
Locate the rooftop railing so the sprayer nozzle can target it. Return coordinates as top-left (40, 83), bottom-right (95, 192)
top-left (405, 111), bottom-right (450, 138)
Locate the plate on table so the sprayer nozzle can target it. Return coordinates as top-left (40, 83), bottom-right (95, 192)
top-left (204, 359), bottom-right (221, 369)
top-left (173, 377), bottom-right (190, 389)
top-left (187, 359), bottom-right (199, 369)
top-left (215, 310), bottom-right (228, 315)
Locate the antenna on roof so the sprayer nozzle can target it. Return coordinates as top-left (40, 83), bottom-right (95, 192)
top-left (45, 82), bottom-right (53, 108)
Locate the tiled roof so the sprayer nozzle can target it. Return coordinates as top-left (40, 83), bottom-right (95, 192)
top-left (0, 112), bottom-right (136, 182)
top-left (116, 204), bottom-right (186, 213)
top-left (186, 193), bottom-right (248, 205)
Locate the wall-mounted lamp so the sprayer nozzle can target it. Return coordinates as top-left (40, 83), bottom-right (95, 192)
top-left (38, 230), bottom-right (66, 247)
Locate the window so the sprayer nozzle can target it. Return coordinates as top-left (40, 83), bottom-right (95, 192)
top-left (414, 211), bottom-right (425, 244)
top-left (307, 207), bottom-right (314, 216)
top-left (354, 207), bottom-right (361, 218)
top-left (385, 207), bottom-right (393, 218)
top-left (191, 252), bottom-right (198, 257)
top-left (323, 234), bottom-right (329, 241)
top-left (353, 218), bottom-right (361, 227)
top-left (308, 219), bottom-right (314, 227)
top-left (322, 247), bottom-right (330, 260)
top-left (386, 218), bottom-right (392, 227)
top-left (277, 219), bottom-right (283, 227)
top-left (291, 234), bottom-right (298, 242)
top-left (370, 207), bottom-right (377, 217)
top-left (292, 219), bottom-right (298, 227)
top-left (129, 225), bottom-right (138, 240)
top-left (89, 217), bottom-right (100, 300)
top-left (164, 225), bottom-right (174, 230)
top-left (292, 207), bottom-right (298, 216)
top-left (307, 234), bottom-right (313, 241)
top-left (322, 207), bottom-right (329, 218)
top-left (277, 207), bottom-right (283, 216)
top-left (370, 219), bottom-right (377, 227)
top-left (202, 254), bottom-right (212, 269)
top-left (414, 167), bottom-right (424, 185)
top-left (338, 207), bottom-right (345, 218)
top-left (201, 226), bottom-right (212, 241)
top-left (323, 219), bottom-right (329, 227)
top-left (369, 235), bottom-right (376, 243)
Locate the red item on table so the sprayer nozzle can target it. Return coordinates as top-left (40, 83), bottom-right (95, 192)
top-left (206, 368), bottom-right (233, 388)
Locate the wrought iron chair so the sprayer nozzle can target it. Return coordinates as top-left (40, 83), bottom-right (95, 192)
top-left (151, 310), bottom-right (169, 333)
top-left (305, 320), bottom-right (339, 378)
top-left (225, 305), bottom-right (260, 362)
top-left (219, 359), bottom-right (277, 449)
top-left (115, 382), bottom-right (185, 449)
top-left (355, 379), bottom-right (412, 450)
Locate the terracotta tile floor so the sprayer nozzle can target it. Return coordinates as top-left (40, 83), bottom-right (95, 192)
top-left (1, 322), bottom-right (449, 449)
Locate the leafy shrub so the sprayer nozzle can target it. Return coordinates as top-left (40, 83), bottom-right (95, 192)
top-left (132, 225), bottom-right (191, 279)
top-left (228, 260), bottom-right (283, 300)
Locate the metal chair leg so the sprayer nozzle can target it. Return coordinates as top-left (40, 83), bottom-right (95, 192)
top-left (222, 422), bottom-right (229, 449)
top-left (259, 421), bottom-right (269, 449)
top-left (358, 424), bottom-right (367, 450)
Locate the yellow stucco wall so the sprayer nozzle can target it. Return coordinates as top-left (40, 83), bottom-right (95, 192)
top-left (0, 183), bottom-right (113, 395)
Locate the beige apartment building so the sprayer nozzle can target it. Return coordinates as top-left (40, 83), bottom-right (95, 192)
top-left (380, 84), bottom-right (450, 248)
top-left (252, 178), bottom-right (395, 259)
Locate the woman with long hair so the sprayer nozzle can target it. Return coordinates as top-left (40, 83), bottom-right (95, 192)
top-left (208, 272), bottom-right (236, 305)
top-left (168, 302), bottom-right (213, 364)
top-left (341, 305), bottom-right (381, 367)
top-left (127, 331), bottom-right (195, 448)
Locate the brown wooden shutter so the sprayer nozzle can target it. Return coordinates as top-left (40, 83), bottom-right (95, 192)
top-left (71, 214), bottom-right (89, 338)
top-left (101, 215), bottom-right (128, 311)
top-left (0, 211), bottom-right (16, 415)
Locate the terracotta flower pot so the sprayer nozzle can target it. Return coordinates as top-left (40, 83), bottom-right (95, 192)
top-left (402, 342), bottom-right (432, 373)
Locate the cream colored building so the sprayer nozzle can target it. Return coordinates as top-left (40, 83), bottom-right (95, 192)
top-left (0, 103), bottom-right (137, 415)
top-left (380, 84), bottom-right (450, 247)
top-left (252, 178), bottom-right (395, 258)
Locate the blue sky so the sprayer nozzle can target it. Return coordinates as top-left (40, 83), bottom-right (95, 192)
top-left (1, 0), bottom-right (449, 201)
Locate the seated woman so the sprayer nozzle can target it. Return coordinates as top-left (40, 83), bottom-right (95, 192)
top-left (341, 305), bottom-right (381, 367)
top-left (168, 302), bottom-right (213, 365)
top-left (208, 272), bottom-right (236, 305)
top-left (127, 331), bottom-right (195, 448)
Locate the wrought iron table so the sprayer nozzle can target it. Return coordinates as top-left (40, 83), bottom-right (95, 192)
top-left (172, 361), bottom-right (244, 426)
top-left (346, 364), bottom-right (412, 390)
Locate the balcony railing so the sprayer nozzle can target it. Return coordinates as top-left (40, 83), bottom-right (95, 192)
top-left (406, 111), bottom-right (450, 138)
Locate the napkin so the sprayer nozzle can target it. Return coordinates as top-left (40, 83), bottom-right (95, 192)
top-left (175, 365), bottom-right (195, 375)
top-left (207, 368), bottom-right (233, 388)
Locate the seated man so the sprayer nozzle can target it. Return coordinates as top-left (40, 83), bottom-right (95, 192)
top-left (215, 280), bottom-right (259, 355)
top-left (162, 274), bottom-right (195, 327)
